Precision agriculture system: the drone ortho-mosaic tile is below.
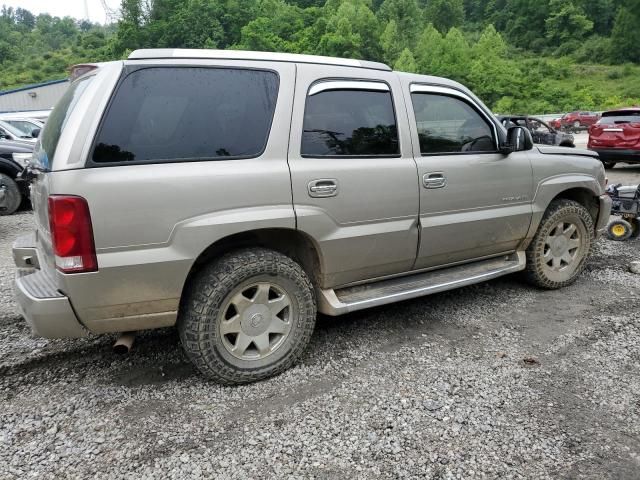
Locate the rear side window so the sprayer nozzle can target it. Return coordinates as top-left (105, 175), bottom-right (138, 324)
top-left (411, 93), bottom-right (495, 155)
top-left (301, 87), bottom-right (399, 157)
top-left (92, 67), bottom-right (279, 164)
top-left (36, 77), bottom-right (90, 170)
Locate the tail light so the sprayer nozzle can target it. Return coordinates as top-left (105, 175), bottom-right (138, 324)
top-left (48, 195), bottom-right (97, 273)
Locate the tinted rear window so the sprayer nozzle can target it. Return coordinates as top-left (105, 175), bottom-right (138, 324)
top-left (35, 77), bottom-right (90, 170)
top-left (92, 67), bottom-right (278, 164)
top-left (599, 111), bottom-right (640, 124)
top-left (301, 89), bottom-right (399, 157)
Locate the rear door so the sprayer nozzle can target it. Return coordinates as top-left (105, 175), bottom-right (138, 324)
top-left (288, 64), bottom-right (419, 287)
top-left (403, 83), bottom-right (534, 269)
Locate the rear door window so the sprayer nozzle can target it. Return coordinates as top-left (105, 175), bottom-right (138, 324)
top-left (92, 67), bottom-right (279, 164)
top-left (301, 83), bottom-right (399, 157)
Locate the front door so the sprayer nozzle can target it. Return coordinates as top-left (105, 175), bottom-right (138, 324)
top-left (287, 65), bottom-right (420, 288)
top-left (403, 83), bottom-right (534, 270)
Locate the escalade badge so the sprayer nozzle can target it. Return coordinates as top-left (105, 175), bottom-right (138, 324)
top-left (502, 195), bottom-right (528, 202)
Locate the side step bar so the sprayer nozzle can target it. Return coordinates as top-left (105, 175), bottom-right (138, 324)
top-left (318, 252), bottom-right (526, 316)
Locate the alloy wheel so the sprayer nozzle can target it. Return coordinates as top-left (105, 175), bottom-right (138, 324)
top-left (219, 282), bottom-right (293, 360)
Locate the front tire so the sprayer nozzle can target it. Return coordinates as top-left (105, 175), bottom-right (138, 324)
top-left (524, 199), bottom-right (593, 289)
top-left (178, 248), bottom-right (316, 385)
top-left (0, 173), bottom-right (21, 215)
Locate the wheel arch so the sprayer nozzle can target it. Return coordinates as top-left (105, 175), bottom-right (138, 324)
top-left (523, 180), bottom-right (602, 247)
top-left (550, 187), bottom-right (600, 226)
top-left (180, 228), bottom-right (324, 302)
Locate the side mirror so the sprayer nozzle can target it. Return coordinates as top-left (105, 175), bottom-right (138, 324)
top-left (31, 128), bottom-right (41, 138)
top-left (503, 126), bottom-right (533, 154)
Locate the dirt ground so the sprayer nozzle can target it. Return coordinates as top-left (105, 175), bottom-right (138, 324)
top-left (0, 164), bottom-right (639, 479)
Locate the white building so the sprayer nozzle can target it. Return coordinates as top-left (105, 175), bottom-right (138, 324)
top-left (0, 79), bottom-right (69, 114)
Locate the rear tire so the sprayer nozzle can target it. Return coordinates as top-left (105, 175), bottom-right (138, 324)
top-left (0, 173), bottom-right (21, 216)
top-left (601, 160), bottom-right (616, 169)
top-left (607, 219), bottom-right (633, 241)
top-left (630, 218), bottom-right (640, 239)
top-left (524, 199), bottom-right (593, 289)
top-left (178, 248), bottom-right (316, 385)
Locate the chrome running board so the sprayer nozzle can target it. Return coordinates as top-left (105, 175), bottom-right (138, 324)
top-left (317, 252), bottom-right (526, 316)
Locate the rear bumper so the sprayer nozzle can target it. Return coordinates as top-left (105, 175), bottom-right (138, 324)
top-left (12, 234), bottom-right (88, 339)
top-left (591, 149), bottom-right (640, 163)
top-left (596, 194), bottom-right (613, 237)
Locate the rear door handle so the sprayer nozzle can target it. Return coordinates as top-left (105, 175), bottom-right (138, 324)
top-left (308, 179), bottom-right (338, 198)
top-left (423, 172), bottom-right (447, 189)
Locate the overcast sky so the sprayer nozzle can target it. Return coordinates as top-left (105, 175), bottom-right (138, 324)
top-left (2, 0), bottom-right (120, 24)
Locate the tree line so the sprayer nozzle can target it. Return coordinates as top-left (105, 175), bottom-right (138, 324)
top-left (1, 0), bottom-right (639, 113)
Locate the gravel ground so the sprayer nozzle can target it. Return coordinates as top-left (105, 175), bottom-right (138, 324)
top-left (1, 173), bottom-right (639, 479)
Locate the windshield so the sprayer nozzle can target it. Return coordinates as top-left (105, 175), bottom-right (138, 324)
top-left (0, 120), bottom-right (31, 139)
top-left (33, 76), bottom-right (93, 170)
top-left (6, 120), bottom-right (41, 136)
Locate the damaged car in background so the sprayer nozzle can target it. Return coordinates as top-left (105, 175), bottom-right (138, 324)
top-left (499, 115), bottom-right (575, 148)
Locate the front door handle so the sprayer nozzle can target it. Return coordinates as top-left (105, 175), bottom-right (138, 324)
top-left (308, 179), bottom-right (338, 198)
top-left (423, 172), bottom-right (447, 189)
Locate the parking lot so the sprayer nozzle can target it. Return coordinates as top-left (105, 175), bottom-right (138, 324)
top-left (0, 165), bottom-right (639, 479)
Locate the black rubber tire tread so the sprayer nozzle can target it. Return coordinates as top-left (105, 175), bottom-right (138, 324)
top-left (601, 161), bottom-right (616, 169)
top-left (524, 199), bottom-right (594, 289)
top-left (0, 173), bottom-right (21, 216)
top-left (178, 247), bottom-right (316, 385)
top-left (607, 218), bottom-right (633, 241)
top-left (629, 218), bottom-right (640, 239)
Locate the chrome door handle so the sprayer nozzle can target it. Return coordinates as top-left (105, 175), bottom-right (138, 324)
top-left (308, 179), bottom-right (338, 198)
top-left (423, 173), bottom-right (447, 189)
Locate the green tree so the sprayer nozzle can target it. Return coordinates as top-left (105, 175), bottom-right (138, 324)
top-left (438, 28), bottom-right (470, 81)
top-left (377, 0), bottom-right (421, 48)
top-left (394, 47), bottom-right (417, 72)
top-left (467, 25), bottom-right (522, 107)
top-left (610, 5), bottom-right (640, 63)
top-left (318, 0), bottom-right (380, 60)
top-left (414, 23), bottom-right (444, 74)
top-left (545, 0), bottom-right (593, 46)
top-left (425, 0), bottom-right (464, 34)
top-left (380, 20), bottom-right (402, 64)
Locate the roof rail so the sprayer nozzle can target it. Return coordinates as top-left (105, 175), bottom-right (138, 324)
top-left (128, 49), bottom-right (392, 72)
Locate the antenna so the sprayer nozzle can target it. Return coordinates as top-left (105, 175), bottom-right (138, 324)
top-left (83, 0), bottom-right (89, 21)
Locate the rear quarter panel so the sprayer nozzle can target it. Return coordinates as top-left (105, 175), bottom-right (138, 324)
top-left (47, 59), bottom-right (296, 333)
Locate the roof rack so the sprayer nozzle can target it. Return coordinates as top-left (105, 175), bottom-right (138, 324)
top-left (128, 49), bottom-right (392, 72)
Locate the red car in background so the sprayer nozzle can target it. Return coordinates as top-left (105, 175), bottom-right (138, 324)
top-left (588, 108), bottom-right (640, 168)
top-left (561, 111), bottom-right (600, 130)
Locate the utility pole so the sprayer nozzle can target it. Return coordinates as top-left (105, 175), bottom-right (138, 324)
top-left (99, 0), bottom-right (120, 23)
top-left (83, 0), bottom-right (90, 21)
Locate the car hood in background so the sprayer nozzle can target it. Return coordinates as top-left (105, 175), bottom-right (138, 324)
top-left (0, 139), bottom-right (35, 153)
top-left (537, 145), bottom-right (598, 159)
